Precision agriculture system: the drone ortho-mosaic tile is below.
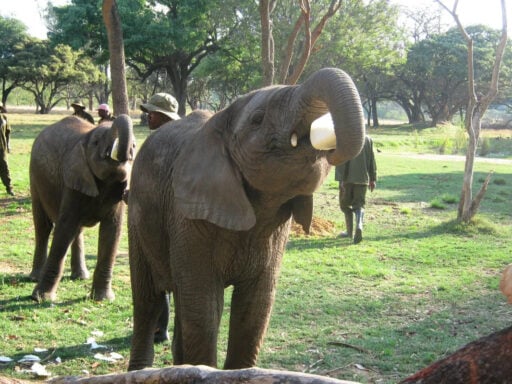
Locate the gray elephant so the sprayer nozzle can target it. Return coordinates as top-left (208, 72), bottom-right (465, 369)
top-left (29, 114), bottom-right (135, 302)
top-left (127, 68), bottom-right (365, 371)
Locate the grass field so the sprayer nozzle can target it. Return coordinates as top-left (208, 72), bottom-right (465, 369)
top-left (0, 111), bottom-right (511, 383)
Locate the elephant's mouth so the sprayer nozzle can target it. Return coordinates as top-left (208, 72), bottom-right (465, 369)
top-left (289, 114), bottom-right (335, 154)
top-left (108, 139), bottom-right (135, 163)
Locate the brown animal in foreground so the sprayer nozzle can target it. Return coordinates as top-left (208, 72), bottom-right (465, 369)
top-left (499, 263), bottom-right (512, 303)
top-left (399, 325), bottom-right (512, 384)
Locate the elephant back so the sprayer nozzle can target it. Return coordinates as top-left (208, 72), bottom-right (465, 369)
top-left (32, 116), bottom-right (94, 159)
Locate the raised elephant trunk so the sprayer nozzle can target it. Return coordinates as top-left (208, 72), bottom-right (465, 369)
top-left (298, 67), bottom-right (365, 165)
top-left (110, 114), bottom-right (134, 162)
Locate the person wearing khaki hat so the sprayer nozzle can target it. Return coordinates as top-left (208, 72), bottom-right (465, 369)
top-left (140, 93), bottom-right (181, 130)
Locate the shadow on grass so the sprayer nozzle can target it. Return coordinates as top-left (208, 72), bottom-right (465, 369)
top-left (0, 196), bottom-right (31, 217)
top-left (0, 288), bottom-right (91, 312)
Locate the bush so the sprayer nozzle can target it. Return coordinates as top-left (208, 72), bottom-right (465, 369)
top-left (430, 197), bottom-right (446, 209)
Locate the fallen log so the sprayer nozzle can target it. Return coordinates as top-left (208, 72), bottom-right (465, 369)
top-left (399, 325), bottom-right (512, 384)
top-left (49, 365), bottom-right (361, 384)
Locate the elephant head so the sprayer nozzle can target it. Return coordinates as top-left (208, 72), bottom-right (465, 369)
top-left (64, 114), bottom-right (134, 197)
top-left (173, 67), bottom-right (365, 232)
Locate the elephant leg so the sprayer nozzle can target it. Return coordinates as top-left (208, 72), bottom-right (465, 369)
top-left (172, 279), bottom-right (223, 367)
top-left (129, 291), bottom-right (165, 371)
top-left (154, 292), bottom-right (170, 343)
top-left (224, 277), bottom-right (276, 369)
top-left (90, 204), bottom-right (124, 301)
top-left (70, 229), bottom-right (89, 280)
top-left (32, 213), bottom-right (80, 302)
top-left (29, 197), bottom-right (52, 281)
top-left (127, 238), bottom-right (165, 371)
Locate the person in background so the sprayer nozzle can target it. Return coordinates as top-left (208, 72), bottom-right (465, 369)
top-left (71, 102), bottom-right (95, 124)
top-left (138, 93), bottom-right (180, 342)
top-left (97, 103), bottom-right (115, 124)
top-left (140, 93), bottom-right (181, 130)
top-left (0, 106), bottom-right (14, 196)
top-left (335, 135), bottom-right (377, 244)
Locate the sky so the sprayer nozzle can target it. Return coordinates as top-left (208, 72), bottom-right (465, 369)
top-left (0, 0), bottom-right (510, 39)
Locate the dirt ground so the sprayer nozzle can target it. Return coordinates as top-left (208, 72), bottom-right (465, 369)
top-left (291, 216), bottom-right (337, 237)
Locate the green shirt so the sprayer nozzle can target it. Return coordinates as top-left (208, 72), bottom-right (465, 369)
top-left (0, 113), bottom-right (11, 152)
top-left (334, 136), bottom-right (377, 185)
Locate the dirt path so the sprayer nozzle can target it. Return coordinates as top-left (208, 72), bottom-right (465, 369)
top-left (387, 153), bottom-right (512, 165)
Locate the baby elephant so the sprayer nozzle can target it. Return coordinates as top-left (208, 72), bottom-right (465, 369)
top-left (127, 68), bottom-right (365, 370)
top-left (29, 114), bottom-right (135, 302)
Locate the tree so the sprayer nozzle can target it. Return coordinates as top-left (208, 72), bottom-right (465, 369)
top-left (436, 0), bottom-right (508, 223)
top-left (260, 0), bottom-right (342, 86)
top-left (0, 16), bottom-right (31, 107)
top-left (393, 25), bottom-right (510, 126)
top-left (122, 0), bottom-right (247, 116)
top-left (10, 41), bottom-right (102, 113)
top-left (48, 0), bottom-right (113, 106)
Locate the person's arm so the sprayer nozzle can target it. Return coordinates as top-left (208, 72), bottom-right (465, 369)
top-left (367, 138), bottom-right (377, 191)
top-left (335, 163), bottom-right (347, 188)
top-left (6, 122), bottom-right (11, 153)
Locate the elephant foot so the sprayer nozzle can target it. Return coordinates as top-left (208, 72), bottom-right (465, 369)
top-left (154, 328), bottom-right (170, 343)
top-left (90, 287), bottom-right (115, 301)
top-left (70, 270), bottom-right (90, 280)
top-left (31, 286), bottom-right (57, 302)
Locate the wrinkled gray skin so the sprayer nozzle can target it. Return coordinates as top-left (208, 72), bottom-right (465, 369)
top-left (29, 114), bottom-right (135, 302)
top-left (127, 68), bottom-right (365, 371)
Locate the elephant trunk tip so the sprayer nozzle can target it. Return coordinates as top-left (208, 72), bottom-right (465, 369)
top-left (110, 114), bottom-right (135, 163)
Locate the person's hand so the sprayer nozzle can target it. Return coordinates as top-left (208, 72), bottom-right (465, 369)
top-left (369, 181), bottom-right (376, 192)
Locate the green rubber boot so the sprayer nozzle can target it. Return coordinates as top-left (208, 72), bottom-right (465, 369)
top-left (353, 208), bottom-right (364, 244)
top-left (338, 210), bottom-right (353, 238)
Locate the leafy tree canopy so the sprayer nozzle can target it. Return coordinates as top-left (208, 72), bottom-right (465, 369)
top-left (9, 41), bottom-right (103, 113)
top-left (0, 16), bottom-right (32, 105)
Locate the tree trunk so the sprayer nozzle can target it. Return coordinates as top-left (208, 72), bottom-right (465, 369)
top-left (371, 97), bottom-right (379, 127)
top-left (260, 0), bottom-right (275, 86)
top-left (102, 0), bottom-right (129, 116)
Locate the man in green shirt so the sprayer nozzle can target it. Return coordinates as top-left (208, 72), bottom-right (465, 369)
top-left (0, 106), bottom-right (14, 196)
top-left (335, 135), bottom-right (377, 244)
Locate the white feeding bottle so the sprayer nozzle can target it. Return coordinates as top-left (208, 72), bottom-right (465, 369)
top-left (310, 113), bottom-right (336, 150)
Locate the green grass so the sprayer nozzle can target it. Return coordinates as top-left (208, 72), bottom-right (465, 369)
top-left (0, 113), bottom-right (511, 383)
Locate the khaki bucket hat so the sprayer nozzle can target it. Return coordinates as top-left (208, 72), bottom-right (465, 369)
top-left (140, 93), bottom-right (180, 120)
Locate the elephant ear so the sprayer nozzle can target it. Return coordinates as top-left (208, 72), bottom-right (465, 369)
top-left (291, 195), bottom-right (313, 234)
top-left (63, 141), bottom-right (99, 197)
top-left (173, 115), bottom-right (256, 231)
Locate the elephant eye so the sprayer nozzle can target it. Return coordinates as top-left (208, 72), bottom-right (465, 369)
top-left (250, 110), bottom-right (265, 125)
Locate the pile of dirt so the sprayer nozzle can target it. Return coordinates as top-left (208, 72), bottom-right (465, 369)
top-left (291, 216), bottom-right (337, 237)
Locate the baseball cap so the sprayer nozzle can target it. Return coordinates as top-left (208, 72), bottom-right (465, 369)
top-left (97, 103), bottom-right (110, 112)
top-left (140, 93), bottom-right (180, 120)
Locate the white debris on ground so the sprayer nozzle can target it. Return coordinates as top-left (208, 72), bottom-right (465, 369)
top-left (0, 330), bottom-right (125, 378)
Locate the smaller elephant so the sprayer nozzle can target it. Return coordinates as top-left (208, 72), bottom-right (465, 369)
top-left (29, 114), bottom-right (135, 302)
